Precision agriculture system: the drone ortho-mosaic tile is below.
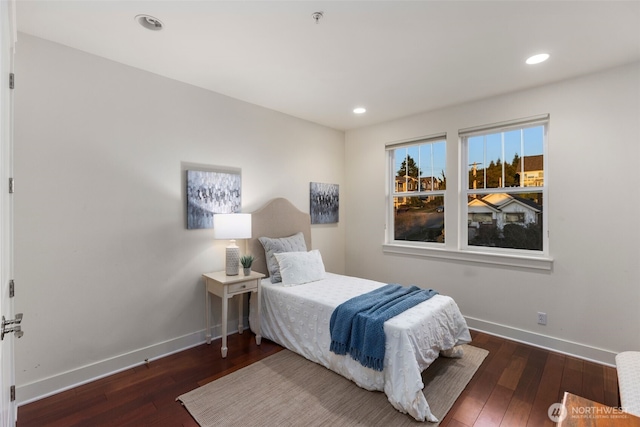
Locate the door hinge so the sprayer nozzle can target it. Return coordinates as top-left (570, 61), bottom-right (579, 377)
top-left (9, 280), bottom-right (14, 298)
top-left (9, 73), bottom-right (14, 90)
top-left (10, 385), bottom-right (15, 401)
top-left (8, 178), bottom-right (14, 194)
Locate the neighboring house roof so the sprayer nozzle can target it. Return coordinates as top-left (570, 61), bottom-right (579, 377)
top-left (396, 175), bottom-right (417, 182)
top-left (515, 155), bottom-right (544, 172)
top-left (481, 193), bottom-right (512, 207)
top-left (469, 193), bottom-right (541, 213)
top-left (396, 175), bottom-right (442, 190)
top-left (468, 198), bottom-right (501, 212)
top-left (510, 196), bottom-right (542, 212)
top-left (396, 175), bottom-right (440, 181)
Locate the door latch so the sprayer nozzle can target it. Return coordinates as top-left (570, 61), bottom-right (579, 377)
top-left (1, 313), bottom-right (24, 340)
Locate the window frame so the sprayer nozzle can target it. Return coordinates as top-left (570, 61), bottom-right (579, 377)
top-left (459, 115), bottom-right (550, 257)
top-left (386, 133), bottom-right (447, 247)
top-left (383, 115), bottom-right (553, 271)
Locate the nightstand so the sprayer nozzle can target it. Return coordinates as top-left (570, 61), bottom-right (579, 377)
top-left (202, 270), bottom-right (264, 358)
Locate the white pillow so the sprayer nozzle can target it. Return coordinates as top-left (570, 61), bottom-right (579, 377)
top-left (274, 250), bottom-right (327, 286)
top-left (259, 232), bottom-right (307, 283)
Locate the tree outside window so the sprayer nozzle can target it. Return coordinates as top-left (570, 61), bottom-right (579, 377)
top-left (389, 138), bottom-right (446, 244)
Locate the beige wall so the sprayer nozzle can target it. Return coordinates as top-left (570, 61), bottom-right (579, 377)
top-left (13, 33), bottom-right (345, 403)
top-left (345, 62), bottom-right (640, 364)
top-left (13, 31), bottom-right (639, 405)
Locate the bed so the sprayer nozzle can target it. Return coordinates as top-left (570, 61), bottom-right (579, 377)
top-left (247, 198), bottom-right (471, 422)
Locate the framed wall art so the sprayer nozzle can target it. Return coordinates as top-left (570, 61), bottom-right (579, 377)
top-left (186, 170), bottom-right (241, 229)
top-left (310, 182), bottom-right (339, 224)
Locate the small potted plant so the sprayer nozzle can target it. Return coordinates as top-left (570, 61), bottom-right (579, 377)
top-left (240, 254), bottom-right (255, 276)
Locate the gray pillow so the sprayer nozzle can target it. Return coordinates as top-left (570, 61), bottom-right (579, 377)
top-left (259, 232), bottom-right (307, 283)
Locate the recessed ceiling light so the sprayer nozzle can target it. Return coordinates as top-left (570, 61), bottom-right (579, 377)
top-left (353, 107), bottom-right (366, 114)
top-left (526, 53), bottom-right (550, 65)
top-left (135, 14), bottom-right (164, 31)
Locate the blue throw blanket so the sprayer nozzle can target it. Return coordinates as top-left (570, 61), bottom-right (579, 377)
top-left (329, 284), bottom-right (438, 371)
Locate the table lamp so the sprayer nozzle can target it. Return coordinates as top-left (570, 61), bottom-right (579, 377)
top-left (213, 213), bottom-right (252, 276)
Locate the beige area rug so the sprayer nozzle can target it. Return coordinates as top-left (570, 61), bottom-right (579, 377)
top-left (177, 345), bottom-right (488, 426)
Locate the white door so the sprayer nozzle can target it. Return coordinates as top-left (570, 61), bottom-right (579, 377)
top-left (0, 1), bottom-right (17, 426)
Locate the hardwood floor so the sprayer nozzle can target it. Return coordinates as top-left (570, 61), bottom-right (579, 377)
top-left (17, 333), bottom-right (283, 427)
top-left (17, 330), bottom-right (619, 427)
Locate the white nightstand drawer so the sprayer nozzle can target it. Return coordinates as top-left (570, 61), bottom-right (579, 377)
top-left (228, 280), bottom-right (257, 294)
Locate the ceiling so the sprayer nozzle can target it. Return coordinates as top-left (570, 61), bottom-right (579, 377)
top-left (15, 1), bottom-right (640, 131)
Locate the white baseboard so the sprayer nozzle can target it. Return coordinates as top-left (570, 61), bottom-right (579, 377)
top-left (465, 316), bottom-right (618, 367)
top-left (18, 315), bottom-right (618, 406)
top-left (16, 320), bottom-right (244, 406)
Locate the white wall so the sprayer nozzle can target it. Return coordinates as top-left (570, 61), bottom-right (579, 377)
top-left (345, 63), bottom-right (640, 365)
top-left (13, 34), bottom-right (345, 403)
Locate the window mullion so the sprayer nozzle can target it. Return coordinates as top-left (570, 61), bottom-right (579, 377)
top-left (404, 150), bottom-right (408, 192)
top-left (483, 135), bottom-right (487, 190)
top-left (501, 131), bottom-right (505, 188)
top-left (430, 143), bottom-right (435, 191)
top-left (418, 145), bottom-right (422, 192)
top-left (520, 129), bottom-right (524, 184)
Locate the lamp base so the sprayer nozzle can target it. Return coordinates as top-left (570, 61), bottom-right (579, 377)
top-left (225, 244), bottom-right (240, 276)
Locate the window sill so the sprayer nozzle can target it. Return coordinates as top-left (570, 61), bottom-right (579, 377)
top-left (382, 244), bottom-right (553, 271)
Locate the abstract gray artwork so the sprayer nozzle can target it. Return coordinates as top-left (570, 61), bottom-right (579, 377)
top-left (310, 182), bottom-right (339, 224)
top-left (187, 170), bottom-right (241, 229)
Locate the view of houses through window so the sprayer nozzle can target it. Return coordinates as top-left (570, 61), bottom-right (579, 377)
top-left (388, 117), bottom-right (548, 255)
top-left (464, 122), bottom-right (546, 251)
top-left (390, 138), bottom-right (446, 243)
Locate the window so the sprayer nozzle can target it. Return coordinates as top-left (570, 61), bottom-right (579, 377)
top-left (470, 213), bottom-right (493, 224)
top-left (461, 115), bottom-right (548, 253)
top-left (383, 116), bottom-right (550, 269)
top-left (387, 135), bottom-right (446, 244)
top-left (504, 212), bottom-right (525, 224)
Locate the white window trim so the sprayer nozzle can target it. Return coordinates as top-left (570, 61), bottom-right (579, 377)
top-left (460, 115), bottom-right (549, 257)
top-left (384, 116), bottom-right (553, 271)
top-left (382, 243), bottom-right (553, 270)
top-left (458, 114), bottom-right (549, 137)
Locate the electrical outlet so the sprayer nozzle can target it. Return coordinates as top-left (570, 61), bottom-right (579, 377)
top-left (537, 312), bottom-right (547, 325)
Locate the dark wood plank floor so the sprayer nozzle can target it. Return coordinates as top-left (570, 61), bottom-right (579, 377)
top-left (17, 330), bottom-right (619, 427)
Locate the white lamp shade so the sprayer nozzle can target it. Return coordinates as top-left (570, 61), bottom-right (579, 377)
top-left (213, 213), bottom-right (252, 240)
top-left (213, 213), bottom-right (251, 276)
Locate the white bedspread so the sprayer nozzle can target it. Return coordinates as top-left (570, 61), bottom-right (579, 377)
top-left (249, 273), bottom-right (471, 422)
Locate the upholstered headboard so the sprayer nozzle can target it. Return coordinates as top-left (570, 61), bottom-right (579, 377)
top-left (248, 198), bottom-right (312, 277)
